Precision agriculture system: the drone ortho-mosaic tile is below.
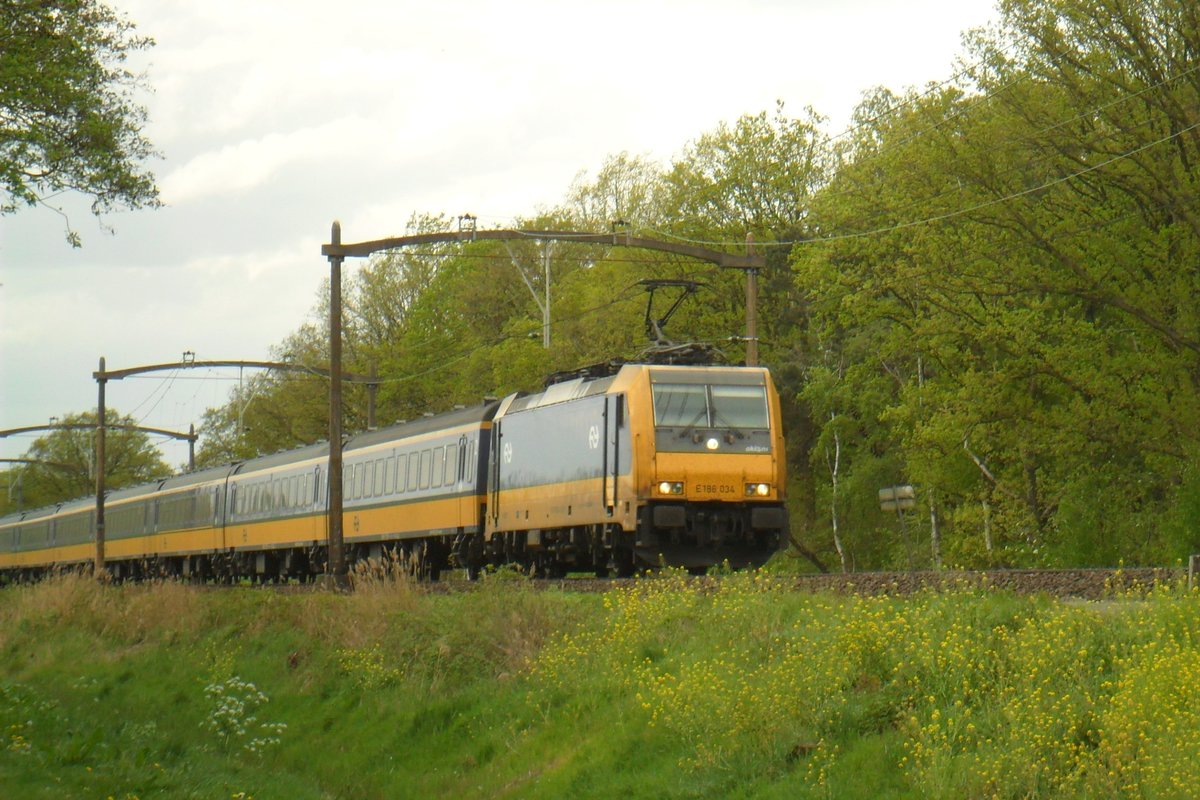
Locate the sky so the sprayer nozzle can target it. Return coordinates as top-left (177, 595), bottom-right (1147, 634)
top-left (0, 0), bottom-right (999, 470)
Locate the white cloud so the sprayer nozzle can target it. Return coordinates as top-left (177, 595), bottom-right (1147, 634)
top-left (160, 117), bottom-right (383, 202)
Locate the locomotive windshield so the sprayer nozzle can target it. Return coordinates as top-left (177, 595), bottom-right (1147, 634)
top-left (652, 383), bottom-right (769, 430)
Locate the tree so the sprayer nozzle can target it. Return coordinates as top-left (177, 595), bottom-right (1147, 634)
top-left (564, 152), bottom-right (668, 230)
top-left (0, 410), bottom-right (170, 513)
top-left (0, 0), bottom-right (159, 244)
top-left (793, 0), bottom-right (1200, 568)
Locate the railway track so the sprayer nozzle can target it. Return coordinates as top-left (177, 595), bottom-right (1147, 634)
top-left (175, 565), bottom-right (1193, 599)
top-left (369, 565), bottom-right (1193, 599)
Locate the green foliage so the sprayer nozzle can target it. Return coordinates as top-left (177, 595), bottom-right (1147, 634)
top-left (663, 101), bottom-right (828, 236)
top-left (791, 0), bottom-right (1200, 568)
top-left (0, 0), bottom-right (159, 244)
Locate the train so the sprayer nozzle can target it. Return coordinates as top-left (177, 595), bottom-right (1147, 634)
top-left (0, 362), bottom-right (788, 581)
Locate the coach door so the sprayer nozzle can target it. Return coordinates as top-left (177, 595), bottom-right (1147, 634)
top-left (451, 435), bottom-right (467, 529)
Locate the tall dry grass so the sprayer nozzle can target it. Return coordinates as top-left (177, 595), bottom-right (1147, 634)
top-left (285, 553), bottom-right (425, 649)
top-left (0, 572), bottom-right (205, 648)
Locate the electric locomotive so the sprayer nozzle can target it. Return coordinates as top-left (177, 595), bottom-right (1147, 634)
top-left (481, 362), bottom-right (787, 575)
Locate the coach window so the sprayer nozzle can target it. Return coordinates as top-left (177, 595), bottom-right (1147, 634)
top-left (352, 463), bottom-right (363, 500)
top-left (446, 443), bottom-right (459, 485)
top-left (384, 457), bottom-right (395, 495)
top-left (374, 458), bottom-right (386, 496)
top-left (419, 449), bottom-right (432, 490)
top-left (431, 447), bottom-right (445, 489)
top-left (364, 461), bottom-right (375, 498)
top-left (407, 452), bottom-right (420, 491)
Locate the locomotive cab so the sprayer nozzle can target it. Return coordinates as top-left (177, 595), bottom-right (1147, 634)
top-left (633, 366), bottom-right (787, 568)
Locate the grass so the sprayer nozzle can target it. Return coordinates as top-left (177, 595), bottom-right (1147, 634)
top-left (1, 569), bottom-right (1198, 798)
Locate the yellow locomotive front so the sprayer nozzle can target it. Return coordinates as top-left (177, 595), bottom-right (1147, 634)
top-left (628, 365), bottom-right (787, 569)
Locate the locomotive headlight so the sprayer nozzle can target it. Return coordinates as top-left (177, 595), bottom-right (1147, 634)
top-left (658, 481), bottom-right (684, 495)
top-left (705, 437), bottom-right (720, 450)
top-left (746, 482), bottom-right (771, 497)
